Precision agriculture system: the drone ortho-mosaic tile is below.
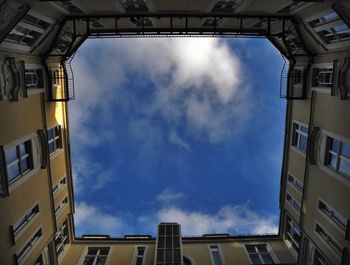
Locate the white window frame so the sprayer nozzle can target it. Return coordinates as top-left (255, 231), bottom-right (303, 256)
top-left (287, 173), bottom-right (303, 194)
top-left (12, 202), bottom-right (40, 242)
top-left (132, 245), bottom-right (147, 265)
top-left (284, 214), bottom-right (301, 256)
top-left (53, 176), bottom-right (67, 197)
top-left (325, 135), bottom-right (350, 179)
top-left (79, 246), bottom-right (111, 265)
top-left (317, 198), bottom-right (347, 233)
top-left (291, 121), bottom-right (308, 155)
top-left (207, 245), bottom-right (225, 265)
top-left (55, 196), bottom-right (68, 217)
top-left (304, 10), bottom-right (350, 50)
top-left (314, 222), bottom-right (342, 259)
top-left (16, 227), bottom-right (43, 265)
top-left (244, 243), bottom-right (279, 264)
top-left (286, 192), bottom-right (301, 214)
top-left (310, 63), bottom-right (334, 90)
top-left (55, 220), bottom-right (69, 260)
top-left (47, 125), bottom-right (62, 156)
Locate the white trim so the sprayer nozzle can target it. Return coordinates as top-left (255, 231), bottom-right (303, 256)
top-left (291, 120), bottom-right (309, 156)
top-left (207, 244), bottom-right (225, 265)
top-left (243, 242), bottom-right (280, 264)
top-left (132, 245), bottom-right (148, 265)
top-left (78, 246), bottom-right (112, 265)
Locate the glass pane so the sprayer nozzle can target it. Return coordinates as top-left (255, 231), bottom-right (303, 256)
top-left (257, 245), bottom-right (268, 252)
top-left (250, 253), bottom-right (262, 264)
top-left (19, 143), bottom-right (27, 156)
top-left (87, 249), bottom-right (98, 255)
top-left (82, 257), bottom-right (95, 265)
top-left (21, 158), bottom-right (29, 172)
top-left (166, 237), bottom-right (172, 248)
top-left (173, 249), bottom-right (180, 262)
top-left (173, 237), bottom-right (180, 248)
top-left (299, 135), bottom-right (308, 151)
top-left (246, 245), bottom-right (256, 253)
top-left (96, 257), bottom-right (106, 265)
top-left (157, 249), bottom-right (164, 262)
top-left (137, 247), bottom-right (145, 256)
top-left (47, 129), bottom-right (54, 140)
top-left (339, 159), bottom-right (350, 176)
top-left (261, 253), bottom-right (274, 264)
top-left (165, 249), bottom-right (172, 263)
top-left (212, 251), bottom-right (222, 265)
top-left (342, 142), bottom-right (350, 158)
top-left (300, 125), bottom-right (308, 133)
top-left (328, 154), bottom-right (337, 168)
top-left (5, 146), bottom-right (17, 164)
top-left (136, 257), bottom-right (143, 265)
top-left (158, 237), bottom-right (165, 248)
top-left (7, 163), bottom-right (20, 181)
top-left (99, 248), bottom-right (109, 255)
top-left (330, 138), bottom-right (339, 152)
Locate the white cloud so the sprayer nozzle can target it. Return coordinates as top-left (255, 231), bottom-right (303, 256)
top-left (157, 188), bottom-right (185, 203)
top-left (74, 202), bottom-right (126, 235)
top-left (156, 205), bottom-right (278, 236)
top-left (168, 130), bottom-right (191, 151)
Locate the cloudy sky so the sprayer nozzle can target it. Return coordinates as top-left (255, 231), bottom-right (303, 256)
top-left (69, 37), bottom-right (286, 237)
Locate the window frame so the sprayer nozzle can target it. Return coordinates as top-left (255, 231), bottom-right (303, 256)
top-left (324, 136), bottom-right (350, 179)
top-left (207, 244), bottom-right (225, 265)
top-left (244, 243), bottom-right (279, 264)
top-left (317, 198), bottom-right (347, 233)
top-left (16, 227), bottom-right (43, 264)
top-left (284, 214), bottom-right (301, 255)
top-left (291, 121), bottom-right (309, 155)
top-left (55, 220), bottom-right (69, 261)
top-left (79, 246), bottom-right (111, 265)
top-left (132, 245), bottom-right (147, 265)
top-left (286, 192), bottom-right (301, 214)
top-left (52, 176), bottom-right (67, 197)
top-left (314, 222), bottom-right (342, 259)
top-left (55, 196), bottom-right (68, 217)
top-left (47, 125), bottom-right (63, 156)
top-left (10, 203), bottom-right (40, 243)
top-left (287, 173), bottom-right (304, 194)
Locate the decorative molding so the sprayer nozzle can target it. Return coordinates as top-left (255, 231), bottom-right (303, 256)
top-left (308, 126), bottom-right (320, 164)
top-left (37, 130), bottom-right (48, 169)
top-left (338, 57), bottom-right (350, 100)
top-left (1, 57), bottom-right (26, 101)
top-left (331, 60), bottom-right (339, 96)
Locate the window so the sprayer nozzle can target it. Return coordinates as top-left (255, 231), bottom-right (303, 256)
top-left (5, 139), bottom-right (33, 184)
top-left (47, 126), bottom-right (62, 155)
top-left (286, 192), bottom-right (301, 212)
top-left (53, 177), bottom-right (66, 196)
top-left (11, 204), bottom-right (39, 240)
top-left (287, 174), bottom-right (303, 192)
top-left (308, 12), bottom-right (350, 44)
top-left (211, 0), bottom-right (242, 12)
top-left (55, 197), bottom-right (68, 216)
top-left (311, 67), bottom-right (333, 88)
top-left (292, 122), bottom-right (308, 153)
top-left (16, 228), bottom-right (43, 263)
top-left (325, 136), bottom-right (350, 178)
top-left (285, 215), bottom-right (301, 253)
top-left (245, 244), bottom-right (275, 264)
top-left (209, 245), bottom-right (223, 265)
top-left (122, 0), bottom-right (149, 12)
top-left (25, 69), bottom-right (44, 89)
top-left (81, 247), bottom-right (110, 265)
top-left (50, 69), bottom-right (61, 86)
top-left (55, 220), bottom-right (69, 259)
top-left (318, 199), bottom-right (347, 231)
top-left (5, 12), bottom-right (52, 49)
top-left (315, 222), bottom-right (342, 257)
top-left (133, 246), bottom-right (146, 265)
top-left (313, 248), bottom-right (330, 265)
top-left (156, 223), bottom-right (181, 265)
top-left (292, 68), bottom-right (304, 86)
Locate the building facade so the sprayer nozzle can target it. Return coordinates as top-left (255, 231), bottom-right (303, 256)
top-left (0, 0), bottom-right (349, 264)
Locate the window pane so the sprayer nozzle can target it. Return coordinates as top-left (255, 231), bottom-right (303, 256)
top-left (137, 247), bottom-right (145, 256)
top-left (250, 253), bottom-right (262, 264)
top-left (49, 142), bottom-right (55, 154)
top-left (300, 126), bottom-right (308, 133)
top-left (212, 251), bottom-right (222, 265)
top-left (339, 159), bottom-right (350, 176)
top-left (330, 138), bottom-right (339, 152)
top-left (261, 253), bottom-right (274, 264)
top-left (87, 249), bottom-right (98, 255)
top-left (99, 248), bottom-right (109, 255)
top-left (300, 135), bottom-right (308, 151)
top-left (5, 146), bottom-right (17, 164)
top-left (7, 163), bottom-right (20, 181)
top-left (136, 257), bottom-right (143, 265)
top-left (257, 245), bottom-right (268, 252)
top-left (328, 154), bottom-right (337, 168)
top-left (83, 257), bottom-right (95, 265)
top-left (342, 142), bottom-right (350, 157)
top-left (47, 129), bottom-right (54, 140)
top-left (21, 158), bottom-right (29, 172)
top-left (96, 257), bottom-right (106, 265)
top-left (246, 245), bottom-right (256, 253)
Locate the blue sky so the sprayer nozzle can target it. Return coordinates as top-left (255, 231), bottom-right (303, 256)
top-left (69, 37), bottom-right (285, 237)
